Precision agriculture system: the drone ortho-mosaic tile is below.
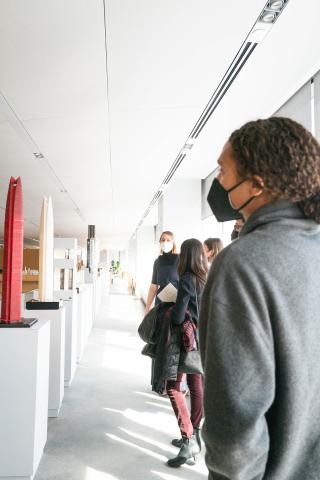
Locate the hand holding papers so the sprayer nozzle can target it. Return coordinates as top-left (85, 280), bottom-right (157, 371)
top-left (157, 282), bottom-right (177, 303)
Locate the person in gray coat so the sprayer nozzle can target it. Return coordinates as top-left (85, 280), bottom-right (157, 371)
top-left (200, 117), bottom-right (320, 480)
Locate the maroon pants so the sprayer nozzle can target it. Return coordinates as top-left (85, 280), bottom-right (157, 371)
top-left (166, 373), bottom-right (203, 438)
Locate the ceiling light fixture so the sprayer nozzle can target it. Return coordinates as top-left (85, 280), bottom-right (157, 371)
top-left (260, 12), bottom-right (276, 23)
top-left (33, 152), bottom-right (44, 159)
top-left (181, 139), bottom-right (195, 155)
top-left (260, 0), bottom-right (287, 23)
top-left (268, 0), bottom-right (284, 10)
top-left (184, 138), bottom-right (195, 148)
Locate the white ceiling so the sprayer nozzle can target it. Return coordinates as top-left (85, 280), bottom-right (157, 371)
top-left (0, 0), bottom-right (319, 248)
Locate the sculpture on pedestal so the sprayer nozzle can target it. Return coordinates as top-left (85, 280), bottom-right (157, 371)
top-left (86, 225), bottom-right (95, 273)
top-left (0, 177), bottom-right (36, 326)
top-left (39, 196), bottom-right (54, 301)
top-left (26, 196), bottom-right (60, 310)
top-left (1, 177), bottom-right (23, 323)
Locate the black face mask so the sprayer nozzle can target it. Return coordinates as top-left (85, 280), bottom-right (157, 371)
top-left (207, 178), bottom-right (254, 222)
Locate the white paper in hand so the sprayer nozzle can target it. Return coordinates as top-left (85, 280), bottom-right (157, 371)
top-left (157, 282), bottom-right (177, 303)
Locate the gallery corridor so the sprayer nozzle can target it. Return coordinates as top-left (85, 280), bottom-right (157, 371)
top-left (34, 285), bottom-right (207, 480)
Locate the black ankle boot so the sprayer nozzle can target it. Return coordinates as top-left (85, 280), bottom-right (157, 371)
top-left (167, 436), bottom-right (200, 467)
top-left (171, 427), bottom-right (201, 450)
top-left (171, 437), bottom-right (183, 448)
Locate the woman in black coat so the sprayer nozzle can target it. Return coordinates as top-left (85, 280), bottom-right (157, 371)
top-left (166, 238), bottom-right (208, 468)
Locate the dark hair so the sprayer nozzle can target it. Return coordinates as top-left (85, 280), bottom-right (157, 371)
top-left (204, 238), bottom-right (223, 259)
top-left (178, 238), bottom-right (208, 286)
top-left (229, 116), bottom-right (320, 223)
top-left (159, 230), bottom-right (177, 253)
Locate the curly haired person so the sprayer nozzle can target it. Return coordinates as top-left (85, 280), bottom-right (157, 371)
top-left (200, 117), bottom-right (320, 480)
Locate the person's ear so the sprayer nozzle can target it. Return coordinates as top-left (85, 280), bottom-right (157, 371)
top-left (250, 175), bottom-right (264, 197)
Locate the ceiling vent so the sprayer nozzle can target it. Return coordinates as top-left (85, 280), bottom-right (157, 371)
top-left (190, 41), bottom-right (257, 140)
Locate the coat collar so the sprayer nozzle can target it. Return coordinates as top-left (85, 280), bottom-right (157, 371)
top-left (240, 200), bottom-right (319, 237)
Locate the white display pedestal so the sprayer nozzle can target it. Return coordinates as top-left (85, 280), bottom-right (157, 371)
top-left (95, 273), bottom-right (104, 310)
top-left (76, 287), bottom-right (86, 362)
top-left (23, 307), bottom-right (66, 417)
top-left (85, 283), bottom-right (94, 341)
top-left (54, 292), bottom-right (78, 387)
top-left (0, 319), bottom-right (50, 480)
top-left (76, 284), bottom-right (94, 362)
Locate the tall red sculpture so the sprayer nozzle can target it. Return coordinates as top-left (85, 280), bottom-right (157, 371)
top-left (1, 177), bottom-right (23, 323)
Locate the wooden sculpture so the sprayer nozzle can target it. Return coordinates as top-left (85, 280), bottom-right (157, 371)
top-left (1, 177), bottom-right (23, 323)
top-left (38, 196), bottom-right (54, 301)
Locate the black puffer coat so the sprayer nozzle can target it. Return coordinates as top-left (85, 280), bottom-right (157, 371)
top-left (139, 303), bottom-right (192, 393)
top-left (152, 305), bottom-right (181, 393)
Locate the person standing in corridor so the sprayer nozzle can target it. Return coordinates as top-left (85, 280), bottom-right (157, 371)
top-left (200, 117), bottom-right (320, 479)
top-left (167, 238), bottom-right (208, 468)
top-left (145, 231), bottom-right (179, 387)
top-left (145, 231), bottom-right (179, 313)
top-left (203, 238), bottom-right (223, 267)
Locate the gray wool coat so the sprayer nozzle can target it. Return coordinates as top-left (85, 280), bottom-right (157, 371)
top-left (199, 200), bottom-right (320, 480)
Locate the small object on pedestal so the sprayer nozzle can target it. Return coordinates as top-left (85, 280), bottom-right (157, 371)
top-left (26, 299), bottom-right (62, 310)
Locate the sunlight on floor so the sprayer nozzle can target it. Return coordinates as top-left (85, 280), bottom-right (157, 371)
top-left (119, 427), bottom-right (175, 453)
top-left (104, 432), bottom-right (208, 476)
top-left (103, 407), bottom-right (175, 435)
top-left (85, 466), bottom-right (119, 480)
top-left (106, 433), bottom-right (166, 461)
top-left (152, 469), bottom-right (207, 479)
top-left (152, 471), bottom-right (193, 480)
top-left (95, 329), bottom-right (137, 349)
top-left (100, 332), bottom-right (150, 376)
top-left (146, 401), bottom-right (173, 411)
top-left (134, 391), bottom-right (169, 402)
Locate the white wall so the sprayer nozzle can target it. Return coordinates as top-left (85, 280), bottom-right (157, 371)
top-left (134, 225), bottom-right (157, 303)
top-left (128, 237), bottom-right (137, 283)
top-left (157, 178), bottom-right (202, 249)
top-left (202, 216), bottom-right (234, 248)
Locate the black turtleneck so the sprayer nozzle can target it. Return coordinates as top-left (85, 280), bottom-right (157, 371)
top-left (151, 252), bottom-right (179, 303)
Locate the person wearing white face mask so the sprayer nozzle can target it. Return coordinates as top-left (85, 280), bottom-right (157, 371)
top-left (145, 231), bottom-right (179, 314)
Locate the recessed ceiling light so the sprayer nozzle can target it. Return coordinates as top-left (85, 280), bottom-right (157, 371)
top-left (260, 12), bottom-right (276, 22)
top-left (181, 139), bottom-right (195, 154)
top-left (183, 143), bottom-right (193, 151)
top-left (268, 0), bottom-right (284, 10)
top-left (184, 138), bottom-right (195, 147)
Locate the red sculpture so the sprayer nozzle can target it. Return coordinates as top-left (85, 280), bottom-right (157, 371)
top-left (1, 177), bottom-right (23, 323)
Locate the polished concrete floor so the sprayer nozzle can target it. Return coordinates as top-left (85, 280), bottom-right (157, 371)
top-left (35, 284), bottom-right (207, 480)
